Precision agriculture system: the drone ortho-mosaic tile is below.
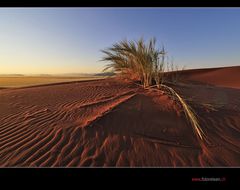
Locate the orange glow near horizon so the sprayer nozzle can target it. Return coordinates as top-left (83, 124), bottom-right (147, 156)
top-left (0, 55), bottom-right (102, 74)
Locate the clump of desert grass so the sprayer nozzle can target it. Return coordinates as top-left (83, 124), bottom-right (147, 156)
top-left (101, 37), bottom-right (206, 142)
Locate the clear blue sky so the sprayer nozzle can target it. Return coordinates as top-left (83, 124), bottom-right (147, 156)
top-left (0, 8), bottom-right (240, 74)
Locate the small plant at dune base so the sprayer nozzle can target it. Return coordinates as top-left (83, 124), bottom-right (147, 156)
top-left (169, 60), bottom-right (186, 84)
top-left (101, 37), bottom-right (206, 142)
top-left (164, 57), bottom-right (186, 84)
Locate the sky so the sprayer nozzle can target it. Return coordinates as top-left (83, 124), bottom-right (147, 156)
top-left (0, 8), bottom-right (240, 74)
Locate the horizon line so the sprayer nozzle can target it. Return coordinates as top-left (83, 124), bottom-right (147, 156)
top-left (0, 64), bottom-right (239, 76)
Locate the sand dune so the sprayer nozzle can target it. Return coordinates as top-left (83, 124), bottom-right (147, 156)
top-left (180, 66), bottom-right (240, 89)
top-left (0, 66), bottom-right (240, 167)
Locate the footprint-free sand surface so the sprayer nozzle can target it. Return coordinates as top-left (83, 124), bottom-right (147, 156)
top-left (0, 66), bottom-right (240, 167)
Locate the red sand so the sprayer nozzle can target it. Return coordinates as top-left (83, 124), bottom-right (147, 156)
top-left (180, 66), bottom-right (240, 89)
top-left (0, 66), bottom-right (240, 167)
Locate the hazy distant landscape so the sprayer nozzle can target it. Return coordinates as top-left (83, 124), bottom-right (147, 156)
top-left (0, 73), bottom-right (114, 88)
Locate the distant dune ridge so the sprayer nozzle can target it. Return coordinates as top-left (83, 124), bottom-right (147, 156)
top-left (180, 65), bottom-right (240, 89)
top-left (0, 66), bottom-right (240, 167)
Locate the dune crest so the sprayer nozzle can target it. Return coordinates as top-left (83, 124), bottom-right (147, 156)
top-left (181, 66), bottom-right (240, 89)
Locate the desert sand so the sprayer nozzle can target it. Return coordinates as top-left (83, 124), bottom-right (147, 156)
top-left (0, 66), bottom-right (240, 167)
top-left (0, 76), bottom-right (104, 88)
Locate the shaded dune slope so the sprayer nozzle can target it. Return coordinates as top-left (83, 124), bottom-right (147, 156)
top-left (180, 66), bottom-right (240, 89)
